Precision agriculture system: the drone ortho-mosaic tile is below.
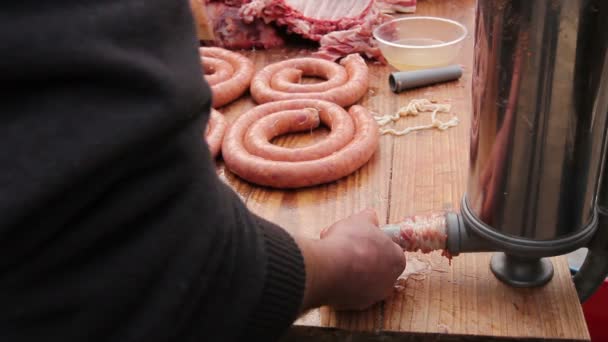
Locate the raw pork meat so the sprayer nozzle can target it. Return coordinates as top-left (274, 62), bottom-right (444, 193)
top-left (200, 0), bottom-right (417, 61)
top-left (239, 0), bottom-right (386, 41)
top-left (203, 2), bottom-right (285, 50)
top-left (313, 17), bottom-right (385, 62)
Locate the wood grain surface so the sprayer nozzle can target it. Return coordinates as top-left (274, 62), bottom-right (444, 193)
top-left (209, 0), bottom-right (590, 340)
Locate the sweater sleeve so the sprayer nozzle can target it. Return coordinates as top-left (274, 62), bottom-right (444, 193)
top-left (0, 1), bottom-right (305, 341)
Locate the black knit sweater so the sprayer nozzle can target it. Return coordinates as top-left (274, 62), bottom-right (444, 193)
top-left (0, 1), bottom-right (305, 341)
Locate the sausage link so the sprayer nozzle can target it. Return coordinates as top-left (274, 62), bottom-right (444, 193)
top-left (200, 47), bottom-right (254, 108)
top-left (202, 56), bottom-right (234, 85)
top-left (244, 106), bottom-right (356, 162)
top-left (205, 108), bottom-right (227, 159)
top-left (269, 62), bottom-right (348, 93)
top-left (250, 54), bottom-right (369, 107)
top-left (244, 108), bottom-right (322, 161)
top-left (221, 99), bottom-right (379, 188)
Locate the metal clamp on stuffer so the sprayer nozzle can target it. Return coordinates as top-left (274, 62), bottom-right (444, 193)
top-left (383, 0), bottom-right (608, 303)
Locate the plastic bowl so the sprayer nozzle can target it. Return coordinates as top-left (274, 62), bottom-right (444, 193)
top-left (373, 16), bottom-right (467, 71)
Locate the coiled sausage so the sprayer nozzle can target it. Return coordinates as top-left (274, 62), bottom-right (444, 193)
top-left (200, 47), bottom-right (254, 108)
top-left (205, 108), bottom-right (227, 159)
top-left (249, 54), bottom-right (369, 107)
top-left (221, 99), bottom-right (380, 188)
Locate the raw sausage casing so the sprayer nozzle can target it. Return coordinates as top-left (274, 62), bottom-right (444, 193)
top-left (221, 99), bottom-right (380, 188)
top-left (200, 47), bottom-right (254, 108)
top-left (205, 108), bottom-right (227, 159)
top-left (250, 54), bottom-right (369, 107)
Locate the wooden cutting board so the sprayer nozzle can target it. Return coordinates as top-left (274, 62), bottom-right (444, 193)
top-left (211, 0), bottom-right (590, 340)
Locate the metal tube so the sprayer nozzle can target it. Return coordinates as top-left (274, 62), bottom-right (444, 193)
top-left (464, 0), bottom-right (608, 256)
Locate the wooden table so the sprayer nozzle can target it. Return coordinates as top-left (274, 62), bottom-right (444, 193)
top-left (213, 0), bottom-right (590, 340)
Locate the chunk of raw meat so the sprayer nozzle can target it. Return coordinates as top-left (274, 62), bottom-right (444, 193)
top-left (200, 0), bottom-right (417, 62)
top-left (239, 0), bottom-right (385, 41)
top-left (203, 2), bottom-right (285, 50)
top-left (313, 20), bottom-right (386, 62)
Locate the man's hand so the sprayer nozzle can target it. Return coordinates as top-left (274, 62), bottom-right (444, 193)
top-left (294, 208), bottom-right (406, 312)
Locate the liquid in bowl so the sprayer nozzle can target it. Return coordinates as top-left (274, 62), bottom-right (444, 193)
top-left (374, 17), bottom-right (467, 71)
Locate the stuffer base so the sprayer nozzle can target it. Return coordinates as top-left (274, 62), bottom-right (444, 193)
top-left (490, 252), bottom-right (554, 288)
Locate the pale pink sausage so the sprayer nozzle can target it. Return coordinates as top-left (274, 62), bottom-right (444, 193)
top-left (250, 54), bottom-right (369, 107)
top-left (221, 99), bottom-right (379, 188)
top-left (269, 62), bottom-right (348, 93)
top-left (244, 108), bottom-right (322, 161)
top-left (244, 105), bottom-right (355, 162)
top-left (202, 56), bottom-right (234, 85)
top-left (199, 47), bottom-right (254, 108)
top-left (205, 108), bottom-right (227, 159)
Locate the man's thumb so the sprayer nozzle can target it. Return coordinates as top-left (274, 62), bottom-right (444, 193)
top-left (358, 208), bottom-right (379, 227)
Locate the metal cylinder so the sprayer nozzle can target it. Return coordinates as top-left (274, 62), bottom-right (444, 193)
top-left (464, 0), bottom-right (608, 256)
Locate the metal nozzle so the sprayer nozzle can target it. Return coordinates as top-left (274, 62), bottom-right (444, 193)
top-left (445, 211), bottom-right (494, 256)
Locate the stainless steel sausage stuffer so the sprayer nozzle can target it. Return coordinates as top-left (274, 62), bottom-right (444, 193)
top-left (385, 0), bottom-right (608, 302)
